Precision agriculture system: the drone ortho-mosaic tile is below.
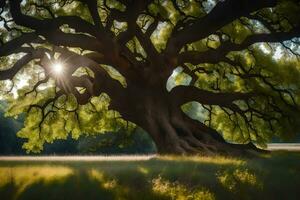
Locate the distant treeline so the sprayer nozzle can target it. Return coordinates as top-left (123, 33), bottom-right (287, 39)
top-left (0, 107), bottom-right (25, 155)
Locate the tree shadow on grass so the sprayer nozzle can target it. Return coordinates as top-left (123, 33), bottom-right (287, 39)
top-left (0, 182), bottom-right (17, 200)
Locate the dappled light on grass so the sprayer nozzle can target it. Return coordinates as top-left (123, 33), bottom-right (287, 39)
top-left (152, 175), bottom-right (215, 200)
top-left (88, 169), bottom-right (117, 190)
top-left (0, 152), bottom-right (300, 199)
top-left (216, 169), bottom-right (263, 195)
top-left (0, 166), bottom-right (73, 199)
top-left (137, 166), bottom-right (149, 175)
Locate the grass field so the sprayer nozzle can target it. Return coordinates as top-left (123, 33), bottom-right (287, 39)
top-left (0, 152), bottom-right (300, 200)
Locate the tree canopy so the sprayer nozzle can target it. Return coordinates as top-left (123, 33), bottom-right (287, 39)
top-left (0, 0), bottom-right (300, 155)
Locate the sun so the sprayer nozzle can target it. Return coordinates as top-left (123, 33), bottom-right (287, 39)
top-left (52, 62), bottom-right (64, 74)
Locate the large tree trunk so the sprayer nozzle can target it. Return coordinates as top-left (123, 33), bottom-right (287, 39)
top-left (119, 87), bottom-right (266, 156)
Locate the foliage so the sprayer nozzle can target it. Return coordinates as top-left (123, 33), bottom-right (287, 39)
top-left (0, 105), bottom-right (156, 154)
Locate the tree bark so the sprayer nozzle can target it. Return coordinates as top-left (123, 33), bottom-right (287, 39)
top-left (119, 86), bottom-right (266, 156)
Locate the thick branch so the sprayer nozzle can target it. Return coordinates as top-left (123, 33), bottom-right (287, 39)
top-left (9, 0), bottom-right (99, 37)
top-left (178, 26), bottom-right (300, 65)
top-left (0, 48), bottom-right (47, 80)
top-left (43, 30), bottom-right (106, 52)
top-left (166, 0), bottom-right (277, 54)
top-left (0, 33), bottom-right (43, 56)
top-left (80, 0), bottom-right (103, 29)
top-left (50, 47), bottom-right (126, 106)
top-left (170, 85), bottom-right (254, 107)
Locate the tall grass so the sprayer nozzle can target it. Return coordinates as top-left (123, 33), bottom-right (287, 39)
top-left (0, 152), bottom-right (300, 200)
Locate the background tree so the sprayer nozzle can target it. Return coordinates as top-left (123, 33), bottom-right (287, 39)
top-left (0, 101), bottom-right (25, 154)
top-left (0, 0), bottom-right (300, 155)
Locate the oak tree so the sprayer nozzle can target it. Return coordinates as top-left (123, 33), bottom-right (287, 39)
top-left (1, 0), bottom-right (300, 155)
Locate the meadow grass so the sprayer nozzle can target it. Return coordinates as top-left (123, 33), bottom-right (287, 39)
top-left (0, 152), bottom-right (300, 200)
